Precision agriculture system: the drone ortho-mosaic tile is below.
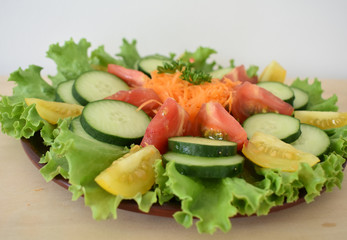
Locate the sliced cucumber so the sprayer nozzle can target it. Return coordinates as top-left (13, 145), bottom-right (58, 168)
top-left (138, 55), bottom-right (171, 76)
top-left (72, 71), bottom-right (129, 106)
top-left (210, 67), bottom-right (233, 79)
top-left (324, 128), bottom-right (337, 136)
top-left (70, 117), bottom-right (123, 150)
top-left (243, 113), bottom-right (301, 143)
top-left (291, 124), bottom-right (330, 157)
top-left (56, 80), bottom-right (80, 104)
top-left (80, 100), bottom-right (151, 146)
top-left (257, 82), bottom-right (295, 105)
top-left (291, 87), bottom-right (309, 110)
top-left (168, 136), bottom-right (237, 157)
top-left (163, 151), bottom-right (244, 179)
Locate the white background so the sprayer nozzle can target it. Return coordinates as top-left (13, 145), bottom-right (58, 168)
top-left (0, 0), bottom-right (346, 80)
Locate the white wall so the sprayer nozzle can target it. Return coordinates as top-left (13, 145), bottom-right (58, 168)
top-left (1, 0), bottom-right (346, 80)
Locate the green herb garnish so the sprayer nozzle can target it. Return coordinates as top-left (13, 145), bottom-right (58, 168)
top-left (157, 60), bottom-right (212, 85)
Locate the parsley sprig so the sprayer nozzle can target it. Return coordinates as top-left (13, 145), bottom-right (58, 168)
top-left (157, 60), bottom-right (212, 85)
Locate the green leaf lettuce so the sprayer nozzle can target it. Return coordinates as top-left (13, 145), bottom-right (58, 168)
top-left (46, 38), bottom-right (93, 86)
top-left (291, 78), bottom-right (338, 111)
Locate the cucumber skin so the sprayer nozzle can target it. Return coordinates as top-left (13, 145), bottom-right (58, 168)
top-left (168, 139), bottom-right (237, 157)
top-left (70, 117), bottom-right (124, 150)
top-left (80, 100), bottom-right (150, 146)
top-left (138, 55), bottom-right (171, 76)
top-left (291, 87), bottom-right (309, 110)
top-left (55, 80), bottom-right (80, 105)
top-left (210, 67), bottom-right (233, 79)
top-left (281, 128), bottom-right (302, 143)
top-left (72, 71), bottom-right (129, 106)
top-left (243, 113), bottom-right (301, 143)
top-left (55, 93), bottom-right (64, 103)
top-left (72, 84), bottom-right (89, 106)
top-left (163, 152), bottom-right (244, 179)
top-left (257, 82), bottom-right (295, 105)
top-left (80, 113), bottom-right (143, 146)
top-left (173, 162), bottom-right (243, 179)
top-left (291, 124), bottom-right (330, 158)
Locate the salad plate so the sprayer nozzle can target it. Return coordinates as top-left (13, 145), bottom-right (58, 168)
top-left (22, 132), bottom-right (344, 218)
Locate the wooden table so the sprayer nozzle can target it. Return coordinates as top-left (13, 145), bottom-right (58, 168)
top-left (1, 76), bottom-right (346, 240)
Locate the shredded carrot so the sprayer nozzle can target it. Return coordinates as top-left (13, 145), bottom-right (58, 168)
top-left (136, 99), bottom-right (162, 112)
top-left (144, 71), bottom-right (241, 121)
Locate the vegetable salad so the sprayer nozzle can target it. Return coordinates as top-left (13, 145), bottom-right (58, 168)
top-left (0, 38), bottom-right (346, 234)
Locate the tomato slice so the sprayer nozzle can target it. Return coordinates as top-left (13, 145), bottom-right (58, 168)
top-left (95, 145), bottom-right (161, 198)
top-left (242, 131), bottom-right (320, 172)
top-left (231, 82), bottom-right (294, 123)
top-left (294, 111), bottom-right (347, 129)
top-left (140, 98), bottom-right (191, 154)
top-left (223, 65), bottom-right (258, 84)
top-left (108, 64), bottom-right (149, 88)
top-left (191, 101), bottom-right (247, 151)
top-left (105, 88), bottom-right (162, 118)
top-left (25, 98), bottom-right (83, 124)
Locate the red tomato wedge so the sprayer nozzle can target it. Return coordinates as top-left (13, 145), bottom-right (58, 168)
top-left (223, 65), bottom-right (258, 84)
top-left (108, 64), bottom-right (149, 88)
top-left (191, 101), bottom-right (247, 151)
top-left (105, 88), bottom-right (162, 118)
top-left (140, 98), bottom-right (191, 154)
top-left (231, 82), bottom-right (294, 123)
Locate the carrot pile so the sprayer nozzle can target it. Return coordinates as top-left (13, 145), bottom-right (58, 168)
top-left (144, 70), bottom-right (241, 121)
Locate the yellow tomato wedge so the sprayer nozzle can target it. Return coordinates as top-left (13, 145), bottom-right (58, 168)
top-left (95, 145), bottom-right (161, 198)
top-left (25, 98), bottom-right (83, 124)
top-left (294, 111), bottom-right (347, 129)
top-left (242, 132), bottom-right (319, 172)
top-left (259, 60), bottom-right (286, 83)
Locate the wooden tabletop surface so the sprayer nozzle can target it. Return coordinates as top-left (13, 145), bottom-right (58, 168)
top-left (0, 76), bottom-right (346, 240)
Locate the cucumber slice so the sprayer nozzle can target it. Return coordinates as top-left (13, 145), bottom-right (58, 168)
top-left (243, 113), bottom-right (301, 143)
top-left (210, 67), bottom-right (233, 79)
top-left (72, 71), bottom-right (129, 106)
top-left (138, 55), bottom-right (171, 76)
top-left (163, 151), bottom-right (244, 179)
top-left (291, 87), bottom-right (309, 110)
top-left (70, 117), bottom-right (123, 150)
top-left (168, 136), bottom-right (237, 157)
top-left (56, 80), bottom-right (80, 104)
top-left (291, 124), bottom-right (330, 157)
top-left (257, 82), bottom-right (295, 105)
top-left (80, 100), bottom-right (151, 146)
top-left (324, 128), bottom-right (337, 136)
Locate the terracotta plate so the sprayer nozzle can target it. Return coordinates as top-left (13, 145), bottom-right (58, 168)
top-left (21, 133), bottom-right (345, 218)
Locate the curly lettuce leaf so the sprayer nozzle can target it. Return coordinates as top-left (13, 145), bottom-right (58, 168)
top-left (0, 96), bottom-right (44, 138)
top-left (225, 177), bottom-right (274, 216)
top-left (165, 161), bottom-right (238, 234)
top-left (39, 120), bottom-right (57, 146)
top-left (50, 120), bottom-right (128, 218)
top-left (90, 45), bottom-right (125, 69)
top-left (0, 65), bottom-right (58, 138)
top-left (39, 150), bottom-right (69, 182)
top-left (116, 39), bottom-right (141, 69)
top-left (290, 78), bottom-right (338, 111)
top-left (154, 159), bottom-right (174, 205)
top-left (180, 47), bottom-right (217, 73)
top-left (47, 38), bottom-right (93, 86)
top-left (254, 153), bottom-right (345, 205)
top-left (320, 153), bottom-right (345, 191)
top-left (9, 65), bottom-right (55, 100)
top-left (44, 120), bottom-right (157, 219)
top-left (329, 126), bottom-right (347, 158)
